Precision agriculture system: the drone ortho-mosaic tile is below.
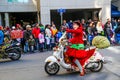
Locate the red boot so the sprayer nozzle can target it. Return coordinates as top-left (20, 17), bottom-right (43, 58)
top-left (80, 68), bottom-right (85, 76)
top-left (80, 71), bottom-right (85, 76)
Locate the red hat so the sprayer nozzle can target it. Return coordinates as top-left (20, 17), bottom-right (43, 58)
top-left (0, 26), bottom-right (3, 30)
top-left (16, 24), bottom-right (20, 28)
top-left (6, 27), bottom-right (10, 30)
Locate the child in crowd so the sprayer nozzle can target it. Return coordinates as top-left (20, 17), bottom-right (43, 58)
top-left (45, 36), bottom-right (51, 50)
top-left (51, 36), bottom-right (56, 49)
top-left (28, 35), bottom-right (35, 53)
top-left (38, 31), bottom-right (45, 52)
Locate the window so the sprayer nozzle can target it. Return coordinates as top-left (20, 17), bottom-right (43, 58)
top-left (18, 0), bottom-right (28, 3)
top-left (8, 0), bottom-right (28, 3)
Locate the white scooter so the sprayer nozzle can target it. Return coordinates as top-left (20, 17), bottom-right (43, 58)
top-left (44, 32), bottom-right (104, 75)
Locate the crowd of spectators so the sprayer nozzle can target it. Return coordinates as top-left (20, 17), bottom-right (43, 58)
top-left (81, 18), bottom-right (120, 45)
top-left (0, 18), bottom-right (120, 53)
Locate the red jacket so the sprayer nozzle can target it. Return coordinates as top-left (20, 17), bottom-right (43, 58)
top-left (66, 27), bottom-right (87, 66)
top-left (66, 27), bottom-right (84, 44)
top-left (32, 27), bottom-right (40, 38)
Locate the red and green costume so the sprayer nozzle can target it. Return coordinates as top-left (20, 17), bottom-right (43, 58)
top-left (66, 26), bottom-right (87, 66)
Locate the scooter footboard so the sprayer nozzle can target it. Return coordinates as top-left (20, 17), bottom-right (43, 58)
top-left (45, 56), bottom-right (58, 63)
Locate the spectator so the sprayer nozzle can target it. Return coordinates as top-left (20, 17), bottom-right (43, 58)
top-left (112, 19), bottom-right (118, 32)
top-left (55, 30), bottom-right (63, 43)
top-left (86, 19), bottom-right (92, 26)
top-left (45, 25), bottom-right (52, 50)
top-left (16, 24), bottom-right (21, 30)
top-left (4, 27), bottom-right (11, 43)
top-left (86, 19), bottom-right (92, 34)
top-left (38, 31), bottom-right (45, 52)
top-left (104, 20), bottom-right (113, 43)
top-left (68, 20), bottom-right (73, 29)
top-left (91, 22), bottom-right (97, 36)
top-left (45, 24), bottom-right (52, 38)
top-left (51, 35), bottom-right (56, 49)
top-left (115, 25), bottom-right (120, 44)
top-left (39, 23), bottom-right (45, 32)
top-left (28, 35), bottom-right (35, 53)
top-left (10, 26), bottom-right (16, 39)
top-left (16, 24), bottom-right (23, 43)
top-left (62, 20), bottom-right (69, 29)
top-left (45, 36), bottom-right (51, 50)
top-left (0, 26), bottom-right (4, 45)
top-left (67, 20), bottom-right (73, 39)
top-left (23, 25), bottom-right (32, 53)
top-left (51, 24), bottom-right (58, 36)
top-left (61, 25), bottom-right (66, 32)
top-left (117, 19), bottom-right (120, 26)
top-left (87, 22), bottom-right (93, 35)
top-left (87, 22), bottom-right (96, 44)
top-left (32, 23), bottom-right (41, 50)
top-left (81, 19), bottom-right (87, 30)
top-left (115, 25), bottom-right (120, 34)
top-left (96, 21), bottom-right (104, 35)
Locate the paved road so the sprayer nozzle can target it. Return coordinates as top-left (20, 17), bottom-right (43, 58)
top-left (0, 47), bottom-right (120, 80)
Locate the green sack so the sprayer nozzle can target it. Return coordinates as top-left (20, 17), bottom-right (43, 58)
top-left (92, 36), bottom-right (110, 49)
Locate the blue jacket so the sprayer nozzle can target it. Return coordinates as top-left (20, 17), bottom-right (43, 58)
top-left (0, 30), bottom-right (4, 45)
top-left (56, 31), bottom-right (62, 39)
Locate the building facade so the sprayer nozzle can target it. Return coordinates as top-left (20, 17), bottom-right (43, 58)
top-left (0, 0), bottom-right (112, 26)
top-left (41, 0), bottom-right (111, 25)
top-left (0, 0), bottom-right (37, 26)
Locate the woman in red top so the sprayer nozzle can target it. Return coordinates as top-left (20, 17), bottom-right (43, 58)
top-left (66, 21), bottom-right (87, 76)
top-left (32, 23), bottom-right (41, 50)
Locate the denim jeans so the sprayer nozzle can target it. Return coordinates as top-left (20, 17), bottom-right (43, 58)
top-left (29, 46), bottom-right (34, 52)
top-left (107, 35), bottom-right (111, 43)
top-left (24, 42), bottom-right (29, 53)
top-left (46, 44), bottom-right (50, 50)
top-left (35, 38), bottom-right (39, 50)
top-left (39, 43), bottom-right (44, 51)
top-left (51, 43), bottom-right (56, 49)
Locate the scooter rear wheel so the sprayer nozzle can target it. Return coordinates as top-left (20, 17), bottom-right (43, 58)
top-left (45, 62), bottom-right (60, 75)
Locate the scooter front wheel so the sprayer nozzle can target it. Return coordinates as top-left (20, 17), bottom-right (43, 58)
top-left (44, 62), bottom-right (60, 75)
top-left (90, 61), bottom-right (103, 72)
top-left (9, 50), bottom-right (21, 61)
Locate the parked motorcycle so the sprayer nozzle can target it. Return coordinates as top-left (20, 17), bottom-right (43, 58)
top-left (44, 32), bottom-right (104, 75)
top-left (0, 42), bottom-right (21, 61)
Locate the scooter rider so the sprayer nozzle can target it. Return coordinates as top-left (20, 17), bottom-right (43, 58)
top-left (66, 21), bottom-right (87, 76)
